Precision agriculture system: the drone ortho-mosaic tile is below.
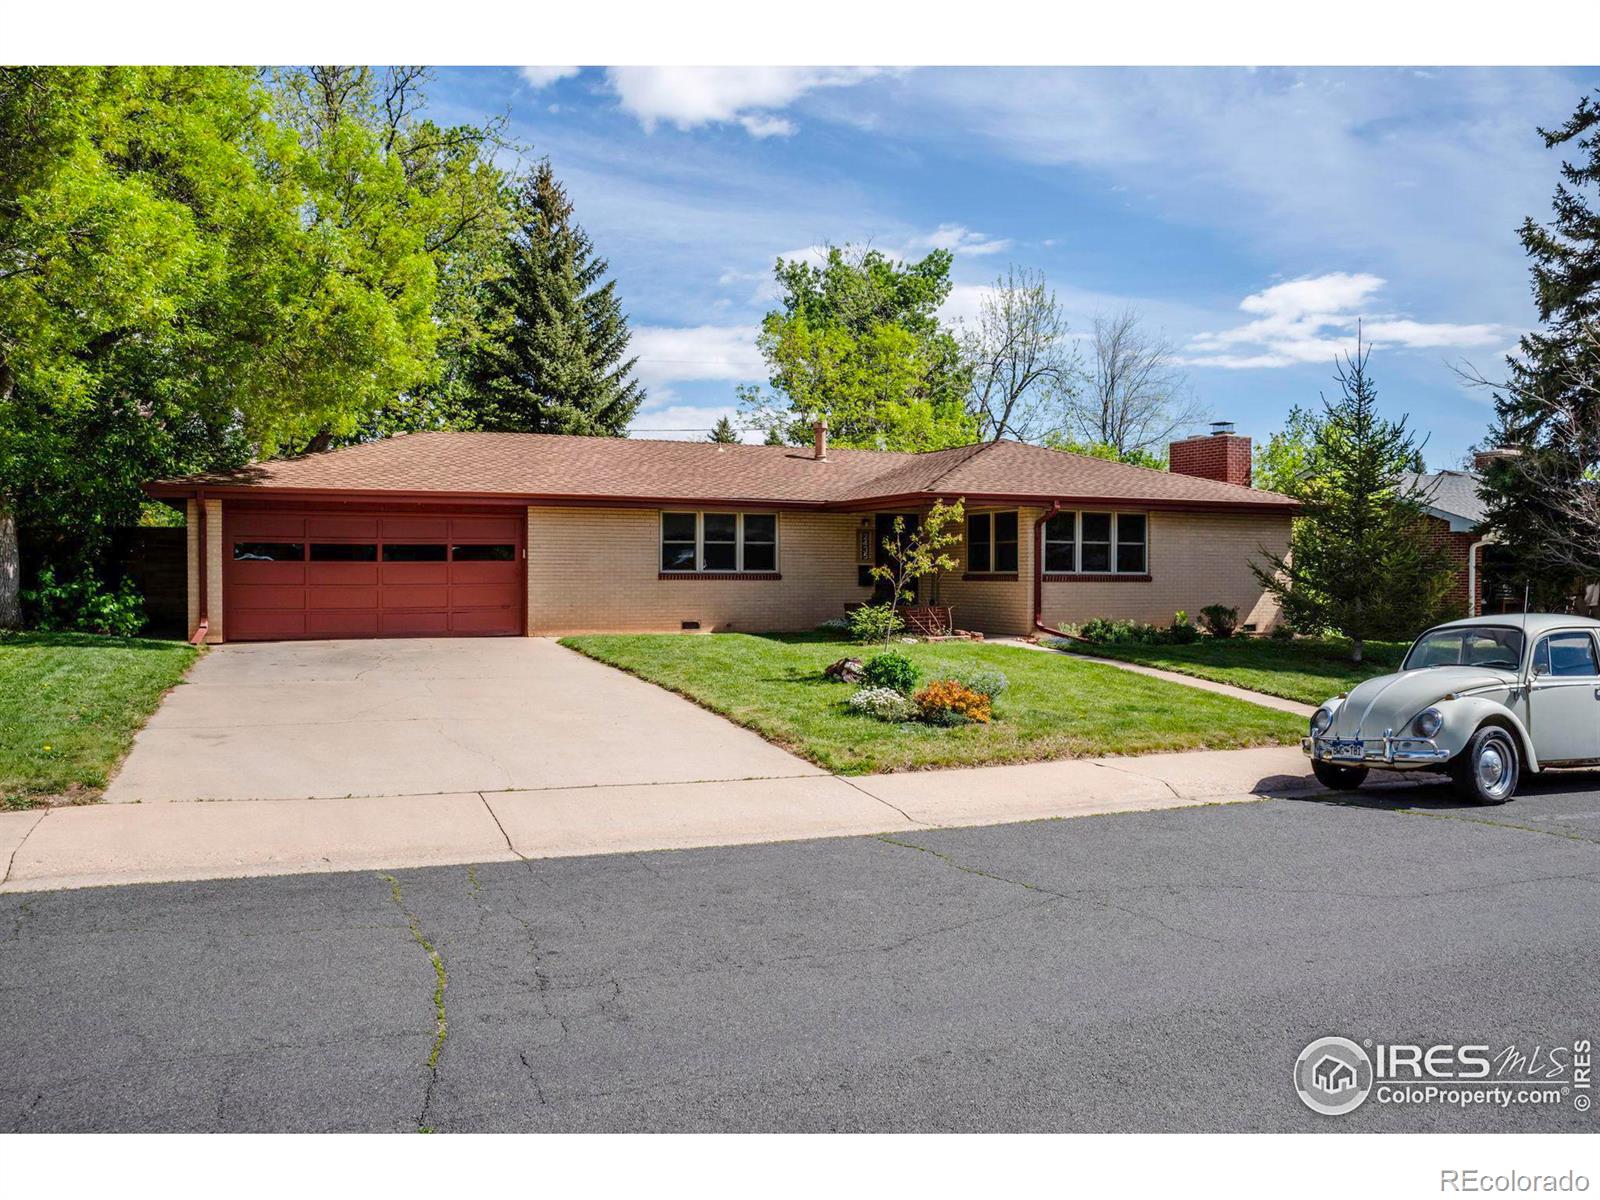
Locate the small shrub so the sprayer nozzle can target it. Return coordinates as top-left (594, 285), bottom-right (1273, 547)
top-left (915, 679), bottom-right (992, 725)
top-left (1198, 604), bottom-right (1240, 639)
top-left (848, 603), bottom-right (903, 644)
top-left (863, 651), bottom-right (920, 695)
top-left (1269, 623), bottom-right (1295, 641)
top-left (23, 567), bottom-right (146, 637)
top-left (946, 666), bottom-right (1009, 699)
top-left (1075, 617), bottom-right (1126, 644)
top-left (847, 686), bottom-right (919, 722)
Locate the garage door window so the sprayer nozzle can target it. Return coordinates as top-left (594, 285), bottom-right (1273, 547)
top-left (452, 544), bottom-right (515, 562)
top-left (383, 543), bottom-right (447, 562)
top-left (310, 543), bottom-right (377, 562)
top-left (235, 542), bottom-right (304, 561)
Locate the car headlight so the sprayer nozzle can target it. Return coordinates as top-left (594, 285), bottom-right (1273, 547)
top-left (1310, 706), bottom-right (1334, 736)
top-left (1413, 707), bottom-right (1443, 738)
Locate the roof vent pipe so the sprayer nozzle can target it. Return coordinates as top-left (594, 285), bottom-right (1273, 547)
top-left (812, 419), bottom-right (829, 462)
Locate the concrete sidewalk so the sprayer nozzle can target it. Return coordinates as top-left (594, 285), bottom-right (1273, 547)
top-left (0, 745), bottom-right (1414, 894)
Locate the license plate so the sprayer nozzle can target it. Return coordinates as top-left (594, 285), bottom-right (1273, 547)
top-left (1328, 738), bottom-right (1366, 760)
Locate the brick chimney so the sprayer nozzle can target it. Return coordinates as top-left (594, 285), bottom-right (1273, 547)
top-left (1472, 446), bottom-right (1520, 472)
top-left (812, 419), bottom-right (828, 461)
top-left (1169, 421), bottom-right (1251, 487)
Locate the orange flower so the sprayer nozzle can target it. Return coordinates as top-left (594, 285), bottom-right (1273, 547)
top-left (914, 680), bottom-right (992, 724)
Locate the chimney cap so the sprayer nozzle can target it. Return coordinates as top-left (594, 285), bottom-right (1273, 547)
top-left (1210, 420), bottom-right (1236, 436)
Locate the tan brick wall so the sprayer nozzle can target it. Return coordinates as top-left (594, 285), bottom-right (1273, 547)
top-left (184, 498), bottom-right (225, 643)
top-left (526, 506), bottom-right (873, 634)
top-left (933, 505), bottom-right (1039, 636)
top-left (1040, 509), bottom-right (1290, 633)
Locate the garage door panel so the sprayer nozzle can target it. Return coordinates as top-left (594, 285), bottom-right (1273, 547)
top-left (307, 515), bottom-right (379, 539)
top-left (380, 610), bottom-right (450, 635)
top-left (381, 515), bottom-right (450, 540)
top-left (306, 586), bottom-right (380, 610)
top-left (307, 610), bottom-right (381, 637)
top-left (450, 515), bottom-right (521, 541)
top-left (450, 584), bottom-right (518, 609)
top-left (306, 562), bottom-right (378, 586)
top-left (230, 611), bottom-right (309, 639)
top-left (231, 562), bottom-right (306, 585)
top-left (381, 562), bottom-right (449, 585)
top-left (231, 513), bottom-right (306, 538)
top-left (231, 585), bottom-right (310, 610)
top-left (382, 584), bottom-right (451, 609)
top-left (451, 608), bottom-right (519, 634)
top-left (450, 560), bottom-right (520, 584)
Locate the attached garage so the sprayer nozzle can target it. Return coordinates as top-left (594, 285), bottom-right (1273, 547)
top-left (224, 507), bottom-right (525, 640)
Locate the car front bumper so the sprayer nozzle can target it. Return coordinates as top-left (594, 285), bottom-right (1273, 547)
top-left (1302, 736), bottom-right (1452, 766)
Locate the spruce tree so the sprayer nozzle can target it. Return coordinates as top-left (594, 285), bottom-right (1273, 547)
top-left (707, 416), bottom-right (739, 443)
top-left (1252, 343), bottom-right (1456, 662)
top-left (467, 160), bottom-right (643, 435)
top-left (1479, 90), bottom-right (1600, 594)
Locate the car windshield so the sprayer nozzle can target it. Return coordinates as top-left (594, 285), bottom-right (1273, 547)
top-left (1402, 626), bottom-right (1525, 671)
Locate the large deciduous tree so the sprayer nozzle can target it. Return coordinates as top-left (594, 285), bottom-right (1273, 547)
top-left (742, 245), bottom-right (976, 451)
top-left (1475, 89), bottom-right (1600, 598)
top-left (1060, 309), bottom-right (1204, 458)
top-left (0, 65), bottom-right (514, 629)
top-left (964, 266), bottom-right (1083, 442)
top-left (1252, 343), bottom-right (1457, 662)
top-left (465, 159), bottom-right (644, 435)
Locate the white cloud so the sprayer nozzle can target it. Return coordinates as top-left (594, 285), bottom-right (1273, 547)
top-left (629, 324), bottom-right (765, 391)
top-left (603, 67), bottom-right (886, 136)
top-left (520, 66), bottom-right (581, 89)
top-left (1186, 272), bottom-right (1505, 369)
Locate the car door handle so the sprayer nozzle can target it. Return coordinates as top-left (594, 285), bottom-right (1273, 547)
top-left (1594, 687), bottom-right (1600, 700)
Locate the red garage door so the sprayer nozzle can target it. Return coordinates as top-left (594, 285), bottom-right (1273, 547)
top-left (224, 508), bottom-right (524, 640)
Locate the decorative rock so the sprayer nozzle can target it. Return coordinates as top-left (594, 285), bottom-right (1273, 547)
top-left (823, 657), bottom-right (866, 683)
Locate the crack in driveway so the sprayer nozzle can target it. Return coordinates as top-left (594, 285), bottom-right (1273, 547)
top-left (378, 872), bottom-right (449, 1132)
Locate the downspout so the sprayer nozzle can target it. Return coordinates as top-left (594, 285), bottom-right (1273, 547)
top-left (1466, 534), bottom-right (1494, 618)
top-left (1032, 501), bottom-right (1080, 641)
top-left (190, 489), bottom-right (209, 645)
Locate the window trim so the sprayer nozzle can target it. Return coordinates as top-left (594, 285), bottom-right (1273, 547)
top-left (1039, 509), bottom-right (1151, 581)
top-left (660, 511), bottom-right (781, 575)
top-left (965, 510), bottom-right (1020, 578)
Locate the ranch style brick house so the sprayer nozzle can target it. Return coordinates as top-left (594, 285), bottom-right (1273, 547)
top-left (147, 422), bottom-right (1297, 644)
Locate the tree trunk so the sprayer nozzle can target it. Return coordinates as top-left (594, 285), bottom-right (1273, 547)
top-left (0, 506), bottom-right (20, 630)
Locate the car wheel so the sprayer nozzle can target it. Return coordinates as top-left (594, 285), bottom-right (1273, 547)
top-left (1451, 726), bottom-right (1520, 805)
top-left (1312, 760), bottom-right (1369, 791)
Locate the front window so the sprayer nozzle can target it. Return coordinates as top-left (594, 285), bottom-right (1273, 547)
top-left (966, 511), bottom-right (1018, 573)
top-left (660, 512), bottom-right (779, 573)
top-left (1043, 511), bottom-right (1148, 575)
top-left (1533, 631), bottom-right (1600, 677)
top-left (1403, 625), bottom-right (1526, 671)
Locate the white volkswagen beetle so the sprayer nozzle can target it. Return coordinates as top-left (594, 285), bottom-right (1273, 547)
top-left (1303, 613), bottom-right (1600, 803)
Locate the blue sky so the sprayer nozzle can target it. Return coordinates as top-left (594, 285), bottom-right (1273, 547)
top-left (433, 66), bottom-right (1599, 468)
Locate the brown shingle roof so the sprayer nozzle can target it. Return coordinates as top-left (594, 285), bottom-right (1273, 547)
top-left (150, 430), bottom-right (1298, 511)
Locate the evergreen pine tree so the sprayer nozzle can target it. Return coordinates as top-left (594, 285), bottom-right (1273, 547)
top-left (1252, 342), bottom-right (1457, 662)
top-left (708, 415), bottom-right (739, 443)
top-left (467, 160), bottom-right (643, 435)
top-left (1479, 90), bottom-right (1600, 594)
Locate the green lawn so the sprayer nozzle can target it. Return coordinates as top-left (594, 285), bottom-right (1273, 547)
top-left (560, 633), bottom-right (1302, 774)
top-left (0, 632), bottom-right (199, 809)
top-left (1055, 636), bottom-right (1410, 707)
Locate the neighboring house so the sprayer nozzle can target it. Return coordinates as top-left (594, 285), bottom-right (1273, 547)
top-left (147, 424), bottom-right (1297, 643)
top-left (1400, 468), bottom-right (1493, 618)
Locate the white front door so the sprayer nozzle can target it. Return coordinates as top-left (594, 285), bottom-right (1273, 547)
top-left (1528, 630), bottom-right (1600, 763)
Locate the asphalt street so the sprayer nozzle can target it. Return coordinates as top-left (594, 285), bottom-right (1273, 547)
top-left (4, 775), bottom-right (1600, 1133)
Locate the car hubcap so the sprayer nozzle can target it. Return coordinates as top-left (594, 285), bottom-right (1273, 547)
top-left (1476, 741), bottom-right (1512, 798)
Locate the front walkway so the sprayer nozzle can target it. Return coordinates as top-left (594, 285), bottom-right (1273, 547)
top-left (0, 745), bottom-right (1419, 893)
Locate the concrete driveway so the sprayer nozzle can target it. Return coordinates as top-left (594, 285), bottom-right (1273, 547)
top-left (107, 638), bottom-right (822, 803)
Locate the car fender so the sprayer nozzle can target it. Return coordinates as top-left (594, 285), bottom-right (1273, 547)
top-left (1441, 696), bottom-right (1540, 772)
